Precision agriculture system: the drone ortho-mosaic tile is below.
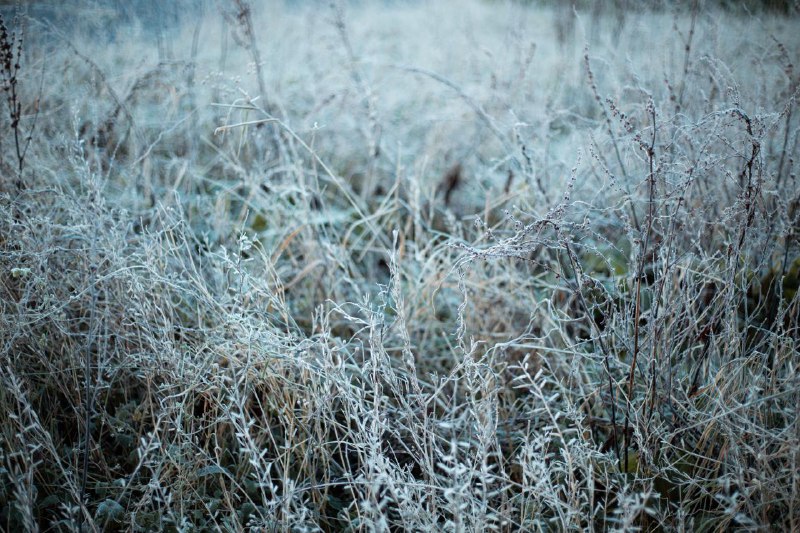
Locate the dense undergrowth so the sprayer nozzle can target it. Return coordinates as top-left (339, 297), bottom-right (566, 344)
top-left (1, 0), bottom-right (799, 531)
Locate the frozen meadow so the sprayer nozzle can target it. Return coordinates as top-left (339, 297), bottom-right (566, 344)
top-left (1, 1), bottom-right (799, 530)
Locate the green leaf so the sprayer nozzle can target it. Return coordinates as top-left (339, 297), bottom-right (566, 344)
top-left (196, 465), bottom-right (231, 478)
top-left (95, 499), bottom-right (124, 523)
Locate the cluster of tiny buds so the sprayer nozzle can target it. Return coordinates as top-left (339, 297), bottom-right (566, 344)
top-left (584, 48), bottom-right (602, 103)
top-left (606, 98), bottom-right (634, 133)
top-left (664, 77), bottom-right (678, 104)
top-left (774, 39), bottom-right (794, 79)
top-left (0, 16), bottom-right (22, 83)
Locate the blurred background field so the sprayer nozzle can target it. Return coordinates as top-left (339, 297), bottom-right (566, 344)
top-left (1, 1), bottom-right (799, 530)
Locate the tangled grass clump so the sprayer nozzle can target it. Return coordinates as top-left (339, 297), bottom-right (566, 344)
top-left (1, 1), bottom-right (799, 530)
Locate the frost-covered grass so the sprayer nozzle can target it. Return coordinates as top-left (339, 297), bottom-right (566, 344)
top-left (1, 0), bottom-right (799, 530)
